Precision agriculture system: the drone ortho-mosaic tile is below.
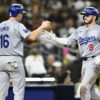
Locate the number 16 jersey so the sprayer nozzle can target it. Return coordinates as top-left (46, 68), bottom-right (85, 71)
top-left (0, 20), bottom-right (31, 56)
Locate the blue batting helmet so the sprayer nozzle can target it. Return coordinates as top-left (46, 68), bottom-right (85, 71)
top-left (9, 4), bottom-right (26, 17)
top-left (80, 7), bottom-right (99, 20)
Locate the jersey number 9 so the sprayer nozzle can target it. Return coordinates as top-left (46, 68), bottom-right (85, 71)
top-left (89, 44), bottom-right (93, 51)
top-left (0, 34), bottom-right (9, 48)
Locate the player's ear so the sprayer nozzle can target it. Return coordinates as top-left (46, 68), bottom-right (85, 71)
top-left (93, 15), bottom-right (96, 21)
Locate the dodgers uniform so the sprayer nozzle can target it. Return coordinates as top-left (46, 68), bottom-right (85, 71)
top-left (0, 20), bottom-right (31, 100)
top-left (67, 24), bottom-right (100, 100)
top-left (42, 7), bottom-right (100, 100)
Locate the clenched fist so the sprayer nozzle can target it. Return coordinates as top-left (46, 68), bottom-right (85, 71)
top-left (41, 21), bottom-right (51, 29)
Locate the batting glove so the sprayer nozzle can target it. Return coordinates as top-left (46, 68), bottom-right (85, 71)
top-left (41, 30), bottom-right (56, 40)
top-left (94, 55), bottom-right (100, 65)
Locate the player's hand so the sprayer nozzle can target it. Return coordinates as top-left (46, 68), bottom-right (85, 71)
top-left (41, 21), bottom-right (51, 29)
top-left (42, 30), bottom-right (56, 40)
top-left (94, 55), bottom-right (100, 65)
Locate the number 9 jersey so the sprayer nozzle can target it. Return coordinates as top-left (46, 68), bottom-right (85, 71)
top-left (0, 20), bottom-right (31, 56)
top-left (67, 24), bottom-right (100, 57)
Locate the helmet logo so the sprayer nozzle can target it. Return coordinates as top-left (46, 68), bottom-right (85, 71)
top-left (16, 7), bottom-right (20, 10)
top-left (86, 9), bottom-right (92, 13)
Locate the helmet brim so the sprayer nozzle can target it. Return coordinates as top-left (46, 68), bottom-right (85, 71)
top-left (80, 11), bottom-right (95, 15)
top-left (80, 11), bottom-right (86, 15)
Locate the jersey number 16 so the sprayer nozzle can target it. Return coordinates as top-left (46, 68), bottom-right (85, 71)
top-left (0, 34), bottom-right (9, 48)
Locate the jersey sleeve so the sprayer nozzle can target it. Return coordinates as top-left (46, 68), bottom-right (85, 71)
top-left (18, 23), bottom-right (31, 39)
top-left (98, 31), bottom-right (100, 40)
top-left (67, 29), bottom-right (78, 45)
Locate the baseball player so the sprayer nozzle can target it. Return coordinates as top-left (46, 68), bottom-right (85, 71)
top-left (0, 4), bottom-right (50, 100)
top-left (42, 7), bottom-right (100, 100)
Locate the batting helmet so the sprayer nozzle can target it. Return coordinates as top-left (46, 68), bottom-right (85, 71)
top-left (9, 4), bottom-right (26, 17)
top-left (80, 7), bottom-right (99, 20)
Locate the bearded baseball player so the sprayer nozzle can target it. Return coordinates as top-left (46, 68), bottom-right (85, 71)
top-left (0, 4), bottom-right (50, 100)
top-left (43, 7), bottom-right (100, 100)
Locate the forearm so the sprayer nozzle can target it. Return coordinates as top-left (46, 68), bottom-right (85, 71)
top-left (41, 30), bottom-right (70, 46)
top-left (51, 37), bottom-right (70, 46)
top-left (27, 26), bottom-right (44, 41)
top-left (27, 21), bottom-right (50, 41)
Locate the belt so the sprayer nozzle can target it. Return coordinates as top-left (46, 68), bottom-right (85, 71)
top-left (82, 56), bottom-right (95, 61)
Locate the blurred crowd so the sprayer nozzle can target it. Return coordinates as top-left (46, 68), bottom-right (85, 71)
top-left (0, 0), bottom-right (100, 97)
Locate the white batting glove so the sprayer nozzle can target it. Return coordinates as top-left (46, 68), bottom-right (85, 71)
top-left (41, 30), bottom-right (56, 40)
top-left (94, 55), bottom-right (100, 65)
top-left (40, 30), bottom-right (70, 46)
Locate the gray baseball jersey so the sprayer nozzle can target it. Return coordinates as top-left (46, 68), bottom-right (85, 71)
top-left (0, 20), bottom-right (31, 100)
top-left (67, 24), bottom-right (100, 100)
top-left (0, 20), bottom-right (31, 56)
top-left (67, 24), bottom-right (100, 57)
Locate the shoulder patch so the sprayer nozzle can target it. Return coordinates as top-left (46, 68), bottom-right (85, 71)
top-left (23, 29), bottom-right (29, 34)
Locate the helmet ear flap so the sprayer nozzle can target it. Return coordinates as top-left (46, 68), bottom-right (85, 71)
top-left (96, 16), bottom-right (98, 20)
top-left (83, 15), bottom-right (85, 20)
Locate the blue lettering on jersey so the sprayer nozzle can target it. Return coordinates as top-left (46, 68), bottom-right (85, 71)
top-left (0, 26), bottom-right (9, 32)
top-left (0, 34), bottom-right (9, 48)
top-left (23, 29), bottom-right (29, 34)
top-left (79, 36), bottom-right (96, 46)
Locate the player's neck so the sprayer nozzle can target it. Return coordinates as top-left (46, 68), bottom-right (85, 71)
top-left (8, 17), bottom-right (17, 21)
top-left (86, 21), bottom-right (96, 29)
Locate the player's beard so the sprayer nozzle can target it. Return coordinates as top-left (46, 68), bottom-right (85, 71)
top-left (84, 17), bottom-right (94, 25)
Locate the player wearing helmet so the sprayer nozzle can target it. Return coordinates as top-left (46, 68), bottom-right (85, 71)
top-left (8, 4), bottom-right (27, 17)
top-left (8, 4), bottom-right (26, 22)
top-left (42, 7), bottom-right (100, 100)
top-left (80, 7), bottom-right (99, 20)
top-left (0, 4), bottom-right (50, 100)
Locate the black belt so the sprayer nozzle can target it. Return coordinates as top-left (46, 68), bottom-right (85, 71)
top-left (82, 56), bottom-right (95, 61)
